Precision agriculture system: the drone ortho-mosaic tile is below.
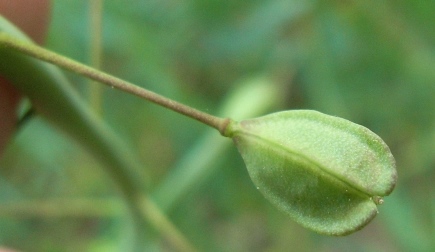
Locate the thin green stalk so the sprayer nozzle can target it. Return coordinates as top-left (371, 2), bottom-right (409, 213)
top-left (0, 197), bottom-right (196, 251)
top-left (88, 0), bottom-right (104, 115)
top-left (0, 33), bottom-right (231, 135)
top-left (0, 32), bottom-right (198, 251)
top-left (139, 197), bottom-right (196, 252)
top-left (0, 198), bottom-right (121, 217)
top-left (0, 198), bottom-right (195, 251)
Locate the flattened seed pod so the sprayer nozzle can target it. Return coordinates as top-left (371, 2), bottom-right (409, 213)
top-left (224, 110), bottom-right (397, 236)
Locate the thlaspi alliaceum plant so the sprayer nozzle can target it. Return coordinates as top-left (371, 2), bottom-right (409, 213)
top-left (0, 14), bottom-right (397, 238)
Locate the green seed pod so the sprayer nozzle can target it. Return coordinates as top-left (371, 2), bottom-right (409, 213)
top-left (224, 110), bottom-right (397, 236)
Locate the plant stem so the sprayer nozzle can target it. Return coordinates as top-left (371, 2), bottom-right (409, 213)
top-left (139, 197), bottom-right (197, 252)
top-left (0, 198), bottom-right (121, 217)
top-left (0, 33), bottom-right (231, 135)
top-left (0, 32), bottom-right (200, 250)
top-left (88, 0), bottom-right (104, 115)
top-left (0, 197), bottom-right (196, 251)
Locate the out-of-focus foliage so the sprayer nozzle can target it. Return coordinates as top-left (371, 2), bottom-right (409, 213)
top-left (0, 0), bottom-right (434, 251)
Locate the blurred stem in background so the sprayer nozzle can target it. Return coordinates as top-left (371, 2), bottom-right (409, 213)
top-left (0, 73), bottom-right (285, 250)
top-left (88, 0), bottom-right (104, 115)
top-left (152, 75), bottom-right (285, 211)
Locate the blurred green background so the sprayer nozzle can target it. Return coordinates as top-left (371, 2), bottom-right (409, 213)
top-left (1, 0), bottom-right (435, 251)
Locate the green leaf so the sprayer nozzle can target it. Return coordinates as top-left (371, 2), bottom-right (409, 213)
top-left (224, 110), bottom-right (397, 236)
